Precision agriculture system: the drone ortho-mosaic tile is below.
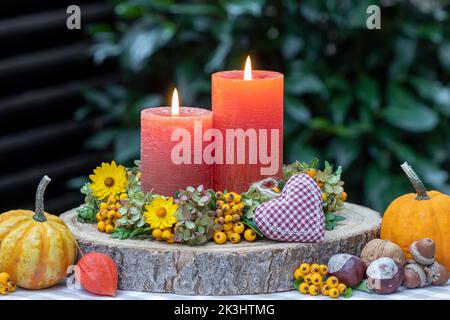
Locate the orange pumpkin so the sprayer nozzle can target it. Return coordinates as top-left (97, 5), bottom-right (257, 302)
top-left (0, 176), bottom-right (77, 289)
top-left (381, 162), bottom-right (450, 269)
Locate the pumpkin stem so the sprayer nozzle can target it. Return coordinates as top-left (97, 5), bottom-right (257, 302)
top-left (33, 175), bottom-right (51, 222)
top-left (400, 162), bottom-right (430, 200)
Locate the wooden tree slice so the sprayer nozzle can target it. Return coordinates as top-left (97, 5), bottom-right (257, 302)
top-left (61, 202), bottom-right (381, 295)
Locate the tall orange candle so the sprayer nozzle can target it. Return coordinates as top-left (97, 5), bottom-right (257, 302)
top-left (212, 57), bottom-right (283, 193)
top-left (141, 89), bottom-right (212, 195)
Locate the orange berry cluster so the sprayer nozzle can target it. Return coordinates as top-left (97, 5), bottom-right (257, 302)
top-left (0, 272), bottom-right (16, 296)
top-left (213, 191), bottom-right (256, 244)
top-left (306, 169), bottom-right (347, 203)
top-left (152, 228), bottom-right (175, 244)
top-left (96, 194), bottom-right (127, 234)
top-left (294, 263), bottom-right (347, 298)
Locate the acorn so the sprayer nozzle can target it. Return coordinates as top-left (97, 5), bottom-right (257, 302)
top-left (425, 262), bottom-right (450, 286)
top-left (410, 238), bottom-right (435, 266)
top-left (404, 263), bottom-right (428, 288)
top-left (404, 269), bottom-right (421, 289)
top-left (433, 264), bottom-right (449, 286)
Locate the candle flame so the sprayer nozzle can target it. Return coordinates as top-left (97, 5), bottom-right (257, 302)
top-left (171, 88), bottom-right (179, 116)
top-left (244, 56), bottom-right (252, 80)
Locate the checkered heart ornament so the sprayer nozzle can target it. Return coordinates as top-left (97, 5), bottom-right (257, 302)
top-left (253, 173), bottom-right (325, 242)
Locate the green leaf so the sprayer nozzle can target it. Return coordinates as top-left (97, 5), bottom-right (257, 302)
top-left (286, 74), bottom-right (325, 95)
top-left (356, 75), bottom-right (380, 111)
top-left (300, 3), bottom-right (322, 23)
top-left (245, 207), bottom-right (254, 219)
top-left (324, 184), bottom-right (333, 193)
top-left (342, 287), bottom-right (352, 298)
top-left (91, 43), bottom-right (121, 64)
top-left (282, 35), bottom-right (304, 59)
top-left (383, 86), bottom-right (438, 132)
top-left (383, 103), bottom-right (438, 132)
top-left (185, 221), bottom-right (196, 229)
top-left (410, 77), bottom-right (450, 117)
top-left (76, 206), bottom-right (97, 224)
top-left (122, 23), bottom-right (176, 73)
top-left (364, 165), bottom-right (392, 213)
top-left (167, 4), bottom-right (218, 15)
top-left (353, 280), bottom-right (373, 294)
top-left (241, 217), bottom-right (264, 238)
top-left (285, 96), bottom-right (311, 124)
top-left (417, 24), bottom-right (443, 43)
top-left (183, 229), bottom-right (191, 241)
top-left (85, 129), bottom-right (118, 149)
top-left (129, 228), bottom-right (144, 238)
top-left (293, 279), bottom-right (302, 290)
top-left (130, 213), bottom-right (141, 222)
top-left (327, 139), bottom-right (360, 169)
top-left (325, 213), bottom-right (335, 222)
top-left (114, 129), bottom-right (140, 163)
top-left (111, 227), bottom-right (132, 240)
top-left (329, 93), bottom-right (352, 124)
top-left (206, 39), bottom-right (231, 72)
top-left (115, 3), bottom-right (146, 19)
top-left (438, 42), bottom-right (450, 71)
top-left (225, 0), bottom-right (264, 16)
top-left (389, 37), bottom-right (416, 79)
top-left (195, 235), bottom-right (207, 245)
top-left (333, 215), bottom-right (346, 222)
top-left (83, 89), bottom-right (112, 110)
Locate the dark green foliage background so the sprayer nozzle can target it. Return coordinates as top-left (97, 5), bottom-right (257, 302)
top-left (79, 0), bottom-right (450, 213)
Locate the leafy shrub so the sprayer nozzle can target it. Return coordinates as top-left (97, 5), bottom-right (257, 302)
top-left (80, 0), bottom-right (450, 213)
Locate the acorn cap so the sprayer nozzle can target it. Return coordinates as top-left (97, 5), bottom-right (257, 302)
top-left (405, 263), bottom-right (429, 287)
top-left (410, 241), bottom-right (435, 266)
top-left (424, 261), bottom-right (444, 284)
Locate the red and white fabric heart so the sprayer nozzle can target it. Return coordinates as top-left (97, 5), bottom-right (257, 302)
top-left (253, 173), bottom-right (325, 242)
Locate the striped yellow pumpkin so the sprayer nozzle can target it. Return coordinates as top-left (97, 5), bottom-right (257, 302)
top-left (0, 176), bottom-right (77, 289)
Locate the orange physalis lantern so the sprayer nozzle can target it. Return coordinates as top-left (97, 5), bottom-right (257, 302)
top-left (75, 252), bottom-right (118, 296)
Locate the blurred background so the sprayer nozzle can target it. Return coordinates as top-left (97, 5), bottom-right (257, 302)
top-left (1, 0), bottom-right (449, 215)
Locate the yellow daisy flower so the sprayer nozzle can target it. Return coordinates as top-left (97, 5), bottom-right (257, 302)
top-left (144, 196), bottom-right (178, 229)
top-left (89, 161), bottom-right (128, 200)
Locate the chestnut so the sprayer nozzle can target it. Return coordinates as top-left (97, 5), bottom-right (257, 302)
top-left (327, 254), bottom-right (366, 287)
top-left (366, 257), bottom-right (404, 294)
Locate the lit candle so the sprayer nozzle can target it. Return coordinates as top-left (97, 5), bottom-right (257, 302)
top-left (141, 89), bottom-right (212, 195)
top-left (212, 56), bottom-right (283, 193)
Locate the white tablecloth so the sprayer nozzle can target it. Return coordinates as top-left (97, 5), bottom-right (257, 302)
top-left (3, 282), bottom-right (449, 300)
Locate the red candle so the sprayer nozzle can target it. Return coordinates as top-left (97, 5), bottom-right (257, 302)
top-left (141, 89), bottom-right (212, 195)
top-left (212, 57), bottom-right (284, 193)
